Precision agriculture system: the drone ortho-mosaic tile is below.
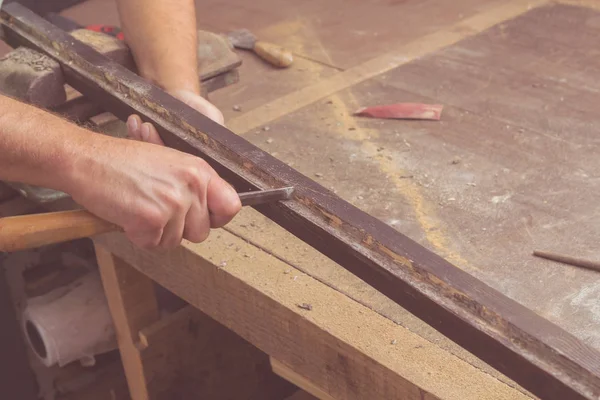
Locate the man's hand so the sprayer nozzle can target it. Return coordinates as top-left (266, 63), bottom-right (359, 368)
top-left (115, 0), bottom-right (225, 138)
top-left (66, 135), bottom-right (241, 249)
top-left (0, 94), bottom-right (241, 250)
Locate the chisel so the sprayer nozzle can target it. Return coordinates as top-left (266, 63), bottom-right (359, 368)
top-left (0, 187), bottom-right (294, 252)
top-left (225, 29), bottom-right (293, 68)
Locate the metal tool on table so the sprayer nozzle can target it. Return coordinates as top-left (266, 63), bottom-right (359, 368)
top-left (0, 187), bottom-right (295, 253)
top-left (533, 250), bottom-right (600, 273)
top-left (226, 29), bottom-right (293, 68)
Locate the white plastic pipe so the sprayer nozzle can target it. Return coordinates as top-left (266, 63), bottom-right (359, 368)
top-left (22, 271), bottom-right (117, 367)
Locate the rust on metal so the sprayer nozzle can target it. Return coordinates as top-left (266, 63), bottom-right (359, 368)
top-left (2, 4), bottom-right (600, 399)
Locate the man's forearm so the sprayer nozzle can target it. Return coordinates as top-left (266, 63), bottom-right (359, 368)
top-left (0, 94), bottom-right (94, 192)
top-left (116, 0), bottom-right (200, 94)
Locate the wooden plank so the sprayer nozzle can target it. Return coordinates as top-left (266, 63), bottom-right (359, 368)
top-left (360, 2), bottom-right (600, 350)
top-left (138, 305), bottom-right (295, 399)
top-left (95, 246), bottom-right (293, 400)
top-left (94, 231), bottom-right (533, 400)
top-left (1, 4), bottom-right (597, 398)
top-left (94, 245), bottom-right (160, 400)
top-left (225, 0), bottom-right (549, 134)
top-left (271, 358), bottom-right (335, 400)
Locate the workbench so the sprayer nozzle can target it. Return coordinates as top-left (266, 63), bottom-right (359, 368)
top-left (3, 0), bottom-right (600, 398)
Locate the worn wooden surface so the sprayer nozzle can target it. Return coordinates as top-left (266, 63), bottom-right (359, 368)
top-left (271, 358), bottom-right (336, 400)
top-left (60, 0), bottom-right (517, 120)
top-left (209, 0), bottom-right (600, 396)
top-left (240, 0), bottom-right (600, 355)
top-left (395, 0), bottom-right (600, 356)
top-left (95, 246), bottom-right (295, 400)
top-left (95, 231), bottom-right (532, 400)
top-left (138, 305), bottom-right (295, 400)
top-left (3, 3), bottom-right (595, 398)
top-left (95, 246), bottom-right (160, 400)
top-left (3, 0), bottom-right (600, 398)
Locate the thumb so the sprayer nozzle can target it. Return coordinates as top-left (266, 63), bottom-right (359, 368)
top-left (206, 173), bottom-right (242, 228)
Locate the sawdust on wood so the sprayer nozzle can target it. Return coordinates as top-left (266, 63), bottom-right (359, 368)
top-left (185, 229), bottom-right (532, 400)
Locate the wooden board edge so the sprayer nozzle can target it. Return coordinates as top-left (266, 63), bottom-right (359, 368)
top-left (94, 231), bottom-right (533, 400)
top-left (271, 358), bottom-right (336, 400)
top-left (2, 4), bottom-right (593, 398)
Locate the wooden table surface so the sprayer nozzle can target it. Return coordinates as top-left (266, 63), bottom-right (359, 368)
top-left (51, 0), bottom-right (600, 395)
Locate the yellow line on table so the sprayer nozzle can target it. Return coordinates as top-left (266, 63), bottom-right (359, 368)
top-left (227, 0), bottom-right (549, 135)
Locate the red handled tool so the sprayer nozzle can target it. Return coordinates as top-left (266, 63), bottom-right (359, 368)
top-left (85, 24), bottom-right (125, 40)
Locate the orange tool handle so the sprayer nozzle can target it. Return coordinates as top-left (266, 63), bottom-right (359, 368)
top-left (253, 41), bottom-right (293, 68)
top-left (0, 210), bottom-right (118, 252)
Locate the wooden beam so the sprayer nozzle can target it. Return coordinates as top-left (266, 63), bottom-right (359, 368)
top-left (271, 358), bottom-right (335, 400)
top-left (2, 4), bottom-right (599, 398)
top-left (138, 305), bottom-right (295, 399)
top-left (94, 245), bottom-right (160, 400)
top-left (96, 246), bottom-right (295, 400)
top-left (94, 231), bottom-right (533, 400)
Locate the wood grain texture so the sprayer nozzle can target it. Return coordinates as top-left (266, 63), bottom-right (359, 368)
top-left (1, 4), bottom-right (597, 398)
top-left (225, 0), bottom-right (548, 134)
top-left (138, 306), bottom-right (295, 400)
top-left (351, 1), bottom-right (600, 352)
top-left (0, 189), bottom-right (290, 252)
top-left (271, 358), bottom-right (335, 400)
top-left (94, 232), bottom-right (531, 400)
top-left (0, 210), bottom-right (117, 252)
top-left (95, 245), bottom-right (160, 400)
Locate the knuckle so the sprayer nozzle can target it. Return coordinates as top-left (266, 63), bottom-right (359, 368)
top-left (142, 207), bottom-right (169, 231)
top-left (128, 233), bottom-right (160, 250)
top-left (141, 240), bottom-right (159, 250)
top-left (162, 190), bottom-right (186, 212)
top-left (182, 162), bottom-right (211, 192)
top-left (195, 157), bottom-right (210, 170)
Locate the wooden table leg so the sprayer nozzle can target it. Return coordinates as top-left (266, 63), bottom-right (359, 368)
top-left (94, 243), bottom-right (160, 400)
